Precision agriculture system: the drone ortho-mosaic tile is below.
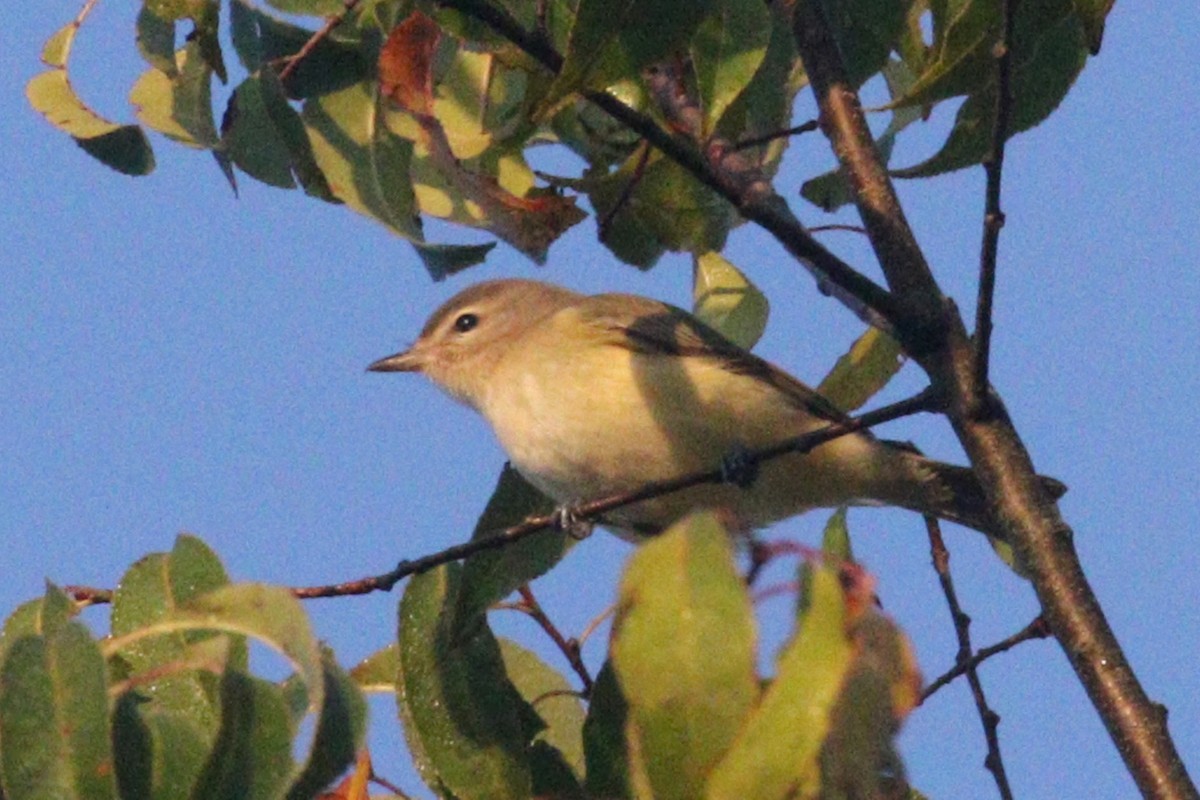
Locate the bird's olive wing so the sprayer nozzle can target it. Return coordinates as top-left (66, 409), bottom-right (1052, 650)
top-left (583, 293), bottom-right (850, 425)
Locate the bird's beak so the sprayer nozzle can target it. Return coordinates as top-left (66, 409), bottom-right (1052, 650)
top-left (367, 348), bottom-right (422, 373)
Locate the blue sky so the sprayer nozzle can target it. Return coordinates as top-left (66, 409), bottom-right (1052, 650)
top-left (4, 1), bottom-right (1198, 797)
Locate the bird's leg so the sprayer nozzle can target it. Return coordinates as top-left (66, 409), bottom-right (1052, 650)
top-left (720, 443), bottom-right (761, 489)
top-left (552, 504), bottom-right (595, 540)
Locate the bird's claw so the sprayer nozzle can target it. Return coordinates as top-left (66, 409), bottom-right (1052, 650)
top-left (553, 505), bottom-right (594, 540)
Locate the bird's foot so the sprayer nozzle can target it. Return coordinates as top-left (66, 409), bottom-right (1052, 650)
top-left (552, 505), bottom-right (594, 540)
top-left (720, 444), bottom-right (760, 489)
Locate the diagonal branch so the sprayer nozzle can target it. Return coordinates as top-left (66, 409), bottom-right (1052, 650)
top-left (923, 517), bottom-right (1014, 799)
top-left (434, 0), bottom-right (899, 334)
top-left (290, 388), bottom-right (939, 599)
top-left (790, 2), bottom-right (1198, 797)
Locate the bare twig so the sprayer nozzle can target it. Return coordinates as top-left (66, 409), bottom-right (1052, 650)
top-left (730, 120), bottom-right (820, 152)
top-left (924, 516), bottom-right (1014, 800)
top-left (370, 769), bottom-right (415, 799)
top-left (597, 140), bottom-right (651, 242)
top-left (922, 615), bottom-right (1051, 701)
top-left (973, 0), bottom-right (1020, 400)
top-left (277, 0), bottom-right (362, 84)
top-left (809, 223), bottom-right (868, 235)
top-left (576, 603), bottom-right (615, 650)
top-left (514, 585), bottom-right (594, 694)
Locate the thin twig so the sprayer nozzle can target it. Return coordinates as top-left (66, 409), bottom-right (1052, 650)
top-left (277, 0), bottom-right (362, 84)
top-left (730, 120), bottom-right (819, 152)
top-left (285, 387), bottom-right (939, 599)
top-left (370, 769), bottom-right (415, 799)
top-left (64, 585), bottom-right (113, 605)
top-left (597, 141), bottom-right (651, 242)
top-left (922, 615), bottom-right (1050, 701)
top-left (515, 585), bottom-right (594, 694)
top-left (925, 516), bottom-right (1013, 800)
top-left (809, 223), bottom-right (868, 235)
top-left (973, 0), bottom-right (1020, 400)
top-left (576, 604), bottom-right (615, 650)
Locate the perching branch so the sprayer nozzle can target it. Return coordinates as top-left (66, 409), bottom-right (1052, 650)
top-left (289, 388), bottom-right (939, 599)
top-left (790, 1), bottom-right (1198, 797)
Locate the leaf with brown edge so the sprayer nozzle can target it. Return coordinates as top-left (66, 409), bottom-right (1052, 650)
top-left (379, 11), bottom-right (441, 117)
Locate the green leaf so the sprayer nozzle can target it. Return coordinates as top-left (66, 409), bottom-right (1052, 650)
top-left (690, 0), bottom-right (771, 137)
top-left (221, 73), bottom-right (297, 187)
top-left (27, 27), bottom-right (156, 177)
top-left (109, 535), bottom-right (232, 734)
top-left (0, 622), bottom-right (117, 800)
top-left (230, 0), bottom-right (369, 97)
top-left (582, 661), bottom-right (630, 799)
top-left (499, 639), bottom-right (586, 779)
top-left (816, 326), bottom-right (904, 412)
top-left (456, 465), bottom-right (566, 621)
top-left (256, 70), bottom-right (337, 200)
top-left (189, 672), bottom-right (293, 800)
top-left (611, 512), bottom-right (758, 800)
top-left (349, 643), bottom-right (398, 693)
top-left (136, 7), bottom-right (178, 75)
top-left (586, 149), bottom-right (735, 263)
top-left (1074, 0), bottom-right (1115, 53)
top-left (1, 584), bottom-right (76, 663)
top-left (397, 565), bottom-right (532, 800)
top-left (286, 648), bottom-right (368, 800)
top-left (537, 0), bottom-right (716, 117)
top-left (303, 81), bottom-right (422, 237)
top-left (705, 567), bottom-right (854, 800)
top-left (691, 251), bottom-right (769, 350)
top-left (413, 241), bottom-right (496, 280)
top-left (817, 0), bottom-right (909, 87)
top-left (113, 695), bottom-right (211, 800)
top-left (822, 507), bottom-right (854, 562)
top-left (131, 42), bottom-right (219, 149)
top-left (895, 0), bottom-right (1088, 177)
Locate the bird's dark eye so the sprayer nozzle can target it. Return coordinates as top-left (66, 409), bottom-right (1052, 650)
top-left (453, 312), bottom-right (479, 333)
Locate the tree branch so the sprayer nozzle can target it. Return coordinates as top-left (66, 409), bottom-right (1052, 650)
top-left (434, 0), bottom-right (900, 334)
top-left (923, 517), bottom-right (1014, 799)
top-left (790, 2), bottom-right (1198, 796)
top-left (973, 0), bottom-right (1020, 399)
top-left (290, 388), bottom-right (939, 598)
top-left (921, 615), bottom-right (1050, 702)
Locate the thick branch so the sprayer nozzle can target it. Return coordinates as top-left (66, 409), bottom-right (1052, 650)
top-left (791, 2), bottom-right (1197, 797)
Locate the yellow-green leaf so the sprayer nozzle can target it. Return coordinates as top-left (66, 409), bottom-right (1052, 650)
top-left (692, 251), bottom-right (769, 350)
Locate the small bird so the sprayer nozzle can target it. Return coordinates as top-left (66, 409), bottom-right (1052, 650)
top-left (369, 279), bottom-right (1056, 540)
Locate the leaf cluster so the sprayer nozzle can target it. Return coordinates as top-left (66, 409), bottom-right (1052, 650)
top-left (27, 0), bottom-right (1110, 278)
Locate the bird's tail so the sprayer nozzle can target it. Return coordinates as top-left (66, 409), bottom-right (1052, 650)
top-left (898, 454), bottom-right (1067, 538)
